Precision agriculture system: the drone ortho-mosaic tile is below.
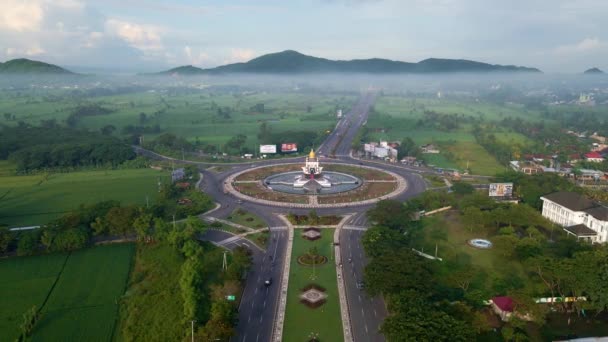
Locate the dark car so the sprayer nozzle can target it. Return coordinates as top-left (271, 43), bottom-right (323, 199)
top-left (356, 280), bottom-right (364, 289)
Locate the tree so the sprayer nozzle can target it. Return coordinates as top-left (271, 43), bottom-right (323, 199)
top-left (52, 228), bottom-right (88, 252)
top-left (364, 249), bottom-right (433, 296)
top-left (0, 227), bottom-right (13, 253)
top-left (17, 231), bottom-right (39, 256)
top-left (493, 234), bottom-right (519, 257)
top-left (90, 216), bottom-right (109, 235)
top-left (100, 124), bottom-right (116, 135)
top-left (133, 213), bottom-right (153, 242)
top-left (105, 206), bottom-right (137, 236)
top-left (361, 226), bottom-right (409, 258)
top-left (367, 200), bottom-right (415, 231)
top-left (462, 207), bottom-right (485, 233)
top-left (451, 182), bottom-right (475, 195)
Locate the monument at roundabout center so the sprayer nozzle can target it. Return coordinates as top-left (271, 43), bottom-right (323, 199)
top-left (264, 149), bottom-right (361, 195)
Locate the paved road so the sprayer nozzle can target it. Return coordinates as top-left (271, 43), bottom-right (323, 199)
top-left (341, 214), bottom-right (387, 342)
top-left (136, 92), bottom-right (426, 342)
top-left (200, 227), bottom-right (288, 342)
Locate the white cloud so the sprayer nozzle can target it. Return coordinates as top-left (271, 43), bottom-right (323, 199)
top-left (105, 19), bottom-right (164, 52)
top-left (556, 37), bottom-right (605, 54)
top-left (6, 45), bottom-right (46, 56)
top-left (0, 1), bottom-right (44, 32)
top-left (183, 46), bottom-right (210, 65)
top-left (226, 48), bottom-right (256, 64)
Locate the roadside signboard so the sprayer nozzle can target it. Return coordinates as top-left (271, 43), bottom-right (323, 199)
top-left (260, 144), bottom-right (277, 154)
top-left (281, 143), bottom-right (298, 153)
top-left (489, 183), bottom-right (513, 197)
top-left (226, 295), bottom-right (236, 301)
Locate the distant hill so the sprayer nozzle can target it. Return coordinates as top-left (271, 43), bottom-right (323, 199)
top-left (156, 50), bottom-right (542, 75)
top-left (584, 67), bottom-right (605, 74)
top-left (0, 58), bottom-right (75, 74)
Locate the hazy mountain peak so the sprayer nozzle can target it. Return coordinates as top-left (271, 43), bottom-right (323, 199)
top-left (0, 58), bottom-right (75, 74)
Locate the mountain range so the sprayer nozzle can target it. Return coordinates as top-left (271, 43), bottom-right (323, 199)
top-left (584, 67), bottom-right (605, 74)
top-left (158, 50), bottom-right (542, 75)
top-left (0, 58), bottom-right (74, 74)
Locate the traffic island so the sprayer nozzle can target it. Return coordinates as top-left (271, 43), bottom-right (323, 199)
top-left (299, 284), bottom-right (328, 309)
top-left (283, 228), bottom-right (344, 341)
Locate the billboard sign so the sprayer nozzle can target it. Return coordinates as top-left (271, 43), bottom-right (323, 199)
top-left (281, 143), bottom-right (298, 153)
top-left (489, 183), bottom-right (513, 197)
top-left (260, 145), bottom-right (277, 154)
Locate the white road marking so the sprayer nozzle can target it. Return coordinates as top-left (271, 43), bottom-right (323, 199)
top-left (259, 315), bottom-right (263, 323)
top-left (365, 324), bottom-right (369, 333)
top-left (256, 333), bottom-right (260, 342)
top-left (374, 309), bottom-right (378, 317)
top-left (263, 300), bottom-right (266, 308)
top-left (248, 315), bottom-right (252, 323)
top-left (358, 295), bottom-right (362, 302)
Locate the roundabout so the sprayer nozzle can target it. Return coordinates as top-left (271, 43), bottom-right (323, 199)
top-left (226, 150), bottom-right (408, 208)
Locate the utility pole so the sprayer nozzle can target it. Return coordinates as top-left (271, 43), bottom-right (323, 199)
top-left (146, 195), bottom-right (149, 209)
top-left (173, 214), bottom-right (176, 229)
top-left (191, 320), bottom-right (196, 342)
top-left (222, 251), bottom-right (228, 272)
top-left (182, 148), bottom-right (185, 161)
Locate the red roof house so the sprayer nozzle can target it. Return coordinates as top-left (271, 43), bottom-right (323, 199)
top-left (491, 296), bottom-right (514, 321)
top-left (585, 151), bottom-right (604, 162)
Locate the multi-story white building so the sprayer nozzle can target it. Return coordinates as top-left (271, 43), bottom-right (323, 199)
top-left (540, 192), bottom-right (608, 243)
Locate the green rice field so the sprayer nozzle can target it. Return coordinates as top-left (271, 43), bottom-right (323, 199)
top-left (0, 165), bottom-right (169, 227)
top-left (0, 244), bottom-right (134, 341)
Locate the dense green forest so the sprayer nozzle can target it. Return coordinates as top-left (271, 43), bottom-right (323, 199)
top-left (0, 126), bottom-right (135, 172)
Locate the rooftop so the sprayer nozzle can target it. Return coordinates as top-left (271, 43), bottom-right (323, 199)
top-left (564, 224), bottom-right (598, 237)
top-left (584, 206), bottom-right (608, 221)
top-left (541, 191), bottom-right (596, 212)
top-left (492, 296), bottom-right (514, 312)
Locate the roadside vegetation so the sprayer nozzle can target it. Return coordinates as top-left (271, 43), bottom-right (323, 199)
top-left (363, 172), bottom-right (608, 340)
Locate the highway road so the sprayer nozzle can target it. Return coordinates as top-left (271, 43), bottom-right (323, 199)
top-left (137, 91), bottom-right (426, 342)
top-left (341, 214), bottom-right (387, 342)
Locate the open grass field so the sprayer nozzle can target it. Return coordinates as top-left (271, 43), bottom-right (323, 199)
top-left (0, 244), bottom-right (134, 341)
top-left (227, 208), bottom-right (267, 229)
top-left (415, 212), bottom-right (528, 293)
top-left (422, 153), bottom-right (460, 170)
top-left (283, 229), bottom-right (343, 342)
top-left (444, 141), bottom-right (504, 175)
top-left (0, 167), bottom-right (169, 227)
top-left (0, 91), bottom-right (354, 148)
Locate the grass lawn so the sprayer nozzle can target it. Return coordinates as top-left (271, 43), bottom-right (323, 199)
top-left (0, 253), bottom-right (68, 341)
top-left (444, 142), bottom-right (504, 176)
top-left (246, 230), bottom-right (269, 249)
top-left (422, 153), bottom-right (460, 170)
top-left (283, 229), bottom-right (343, 342)
top-left (227, 208), bottom-right (267, 229)
top-left (0, 244), bottom-right (134, 341)
top-left (0, 168), bottom-right (169, 227)
top-left (415, 212), bottom-right (528, 294)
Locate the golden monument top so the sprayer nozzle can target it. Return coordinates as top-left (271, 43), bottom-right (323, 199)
top-left (308, 149), bottom-right (316, 159)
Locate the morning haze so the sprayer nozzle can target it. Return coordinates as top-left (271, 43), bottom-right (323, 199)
top-left (1, 1), bottom-right (608, 342)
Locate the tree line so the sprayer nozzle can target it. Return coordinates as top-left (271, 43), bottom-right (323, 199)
top-left (0, 125), bottom-right (135, 172)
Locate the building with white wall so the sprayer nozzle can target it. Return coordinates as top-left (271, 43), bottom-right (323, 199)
top-left (540, 192), bottom-right (608, 243)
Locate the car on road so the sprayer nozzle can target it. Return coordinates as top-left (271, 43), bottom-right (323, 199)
top-left (264, 277), bottom-right (273, 287)
top-left (237, 199), bottom-right (243, 204)
top-left (356, 280), bottom-right (365, 289)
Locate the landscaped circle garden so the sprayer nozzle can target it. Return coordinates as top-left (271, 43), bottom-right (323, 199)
top-left (228, 162), bottom-right (406, 207)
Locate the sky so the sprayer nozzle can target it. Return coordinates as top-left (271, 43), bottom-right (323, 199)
top-left (0, 0), bottom-right (607, 73)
